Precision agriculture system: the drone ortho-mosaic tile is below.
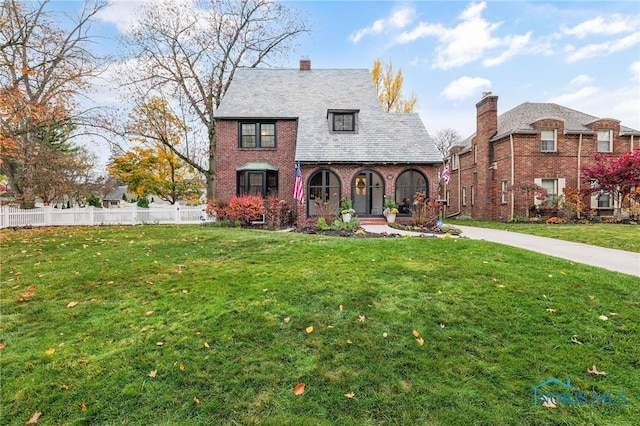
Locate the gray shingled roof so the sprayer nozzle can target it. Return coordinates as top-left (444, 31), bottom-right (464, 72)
top-left (494, 102), bottom-right (639, 140)
top-left (215, 68), bottom-right (442, 164)
top-left (453, 101), bottom-right (640, 152)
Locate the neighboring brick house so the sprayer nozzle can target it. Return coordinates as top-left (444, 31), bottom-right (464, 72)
top-left (446, 92), bottom-right (640, 221)
top-left (214, 59), bottom-right (442, 226)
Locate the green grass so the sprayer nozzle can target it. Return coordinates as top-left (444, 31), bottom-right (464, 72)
top-left (1, 225), bottom-right (639, 425)
top-left (447, 220), bottom-right (640, 252)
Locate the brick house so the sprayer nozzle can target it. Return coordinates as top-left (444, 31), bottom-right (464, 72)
top-left (214, 59), bottom-right (442, 226)
top-left (446, 92), bottom-right (640, 221)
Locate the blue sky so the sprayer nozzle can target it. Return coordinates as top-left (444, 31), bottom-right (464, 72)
top-left (51, 0), bottom-right (640, 166)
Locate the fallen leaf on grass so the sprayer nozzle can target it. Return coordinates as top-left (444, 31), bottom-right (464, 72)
top-left (156, 342), bottom-right (164, 346)
top-left (345, 393), bottom-right (355, 398)
top-left (81, 404), bottom-right (87, 412)
top-left (571, 336), bottom-right (583, 345)
top-left (412, 330), bottom-right (420, 337)
top-left (193, 397), bottom-right (200, 404)
top-left (283, 317), bottom-right (290, 324)
top-left (306, 326), bottom-right (314, 334)
top-left (339, 305), bottom-right (343, 312)
top-left (204, 342), bottom-right (210, 348)
top-left (382, 332), bottom-right (388, 338)
top-left (179, 364), bottom-right (185, 371)
top-left (67, 301), bottom-right (78, 308)
top-left (416, 337), bottom-right (424, 346)
top-left (587, 365), bottom-right (607, 375)
top-left (598, 315), bottom-right (608, 321)
top-left (25, 412), bottom-right (42, 425)
top-left (78, 359), bottom-right (88, 364)
top-left (0, 343), bottom-right (6, 350)
top-left (546, 308), bottom-right (557, 313)
top-left (145, 311), bottom-right (154, 316)
top-left (149, 370), bottom-right (157, 378)
top-left (45, 348), bottom-right (55, 355)
top-left (358, 315), bottom-right (365, 322)
top-left (294, 383), bottom-right (305, 395)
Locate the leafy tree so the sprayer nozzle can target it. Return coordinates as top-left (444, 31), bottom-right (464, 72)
top-left (371, 59), bottom-right (417, 113)
top-left (0, 0), bottom-right (106, 207)
top-left (109, 98), bottom-right (203, 204)
top-left (582, 149), bottom-right (640, 218)
top-left (116, 0), bottom-right (310, 199)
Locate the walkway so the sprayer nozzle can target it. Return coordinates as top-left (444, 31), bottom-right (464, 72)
top-left (361, 224), bottom-right (640, 278)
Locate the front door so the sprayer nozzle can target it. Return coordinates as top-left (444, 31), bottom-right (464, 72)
top-left (352, 170), bottom-right (384, 216)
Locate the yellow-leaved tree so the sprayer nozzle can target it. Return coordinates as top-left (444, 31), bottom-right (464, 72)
top-left (371, 59), bottom-right (417, 113)
top-left (108, 98), bottom-right (203, 205)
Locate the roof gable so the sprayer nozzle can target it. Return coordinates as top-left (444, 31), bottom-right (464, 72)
top-left (216, 68), bottom-right (441, 163)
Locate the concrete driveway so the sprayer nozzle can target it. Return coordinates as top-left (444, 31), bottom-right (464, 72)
top-left (362, 224), bottom-right (640, 278)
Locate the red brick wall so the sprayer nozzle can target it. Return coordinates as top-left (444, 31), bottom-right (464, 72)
top-left (448, 100), bottom-right (637, 221)
top-left (215, 118), bottom-right (298, 201)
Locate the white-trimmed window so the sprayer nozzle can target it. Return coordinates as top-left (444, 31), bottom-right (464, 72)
top-left (501, 180), bottom-right (508, 204)
top-left (534, 178), bottom-right (565, 206)
top-left (541, 129), bottom-right (557, 152)
top-left (462, 187), bottom-right (467, 206)
top-left (590, 180), bottom-right (612, 209)
top-left (597, 129), bottom-right (612, 152)
top-left (451, 153), bottom-right (459, 170)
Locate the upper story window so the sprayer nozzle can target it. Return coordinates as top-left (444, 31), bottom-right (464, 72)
top-left (597, 129), bottom-right (612, 152)
top-left (541, 129), bottom-right (557, 152)
top-left (240, 122), bottom-right (276, 148)
top-left (328, 110), bottom-right (358, 133)
top-left (451, 153), bottom-right (459, 170)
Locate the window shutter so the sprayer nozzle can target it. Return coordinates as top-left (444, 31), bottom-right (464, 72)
top-left (533, 178), bottom-right (543, 206)
top-left (558, 178), bottom-right (566, 204)
top-left (590, 194), bottom-right (599, 209)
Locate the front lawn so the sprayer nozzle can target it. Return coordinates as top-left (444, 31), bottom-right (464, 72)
top-left (1, 226), bottom-right (638, 425)
top-left (447, 220), bottom-right (639, 252)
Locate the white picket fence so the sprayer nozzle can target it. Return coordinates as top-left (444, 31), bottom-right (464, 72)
top-left (0, 205), bottom-right (210, 228)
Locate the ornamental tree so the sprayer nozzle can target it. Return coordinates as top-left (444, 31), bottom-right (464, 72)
top-left (582, 149), bottom-right (640, 217)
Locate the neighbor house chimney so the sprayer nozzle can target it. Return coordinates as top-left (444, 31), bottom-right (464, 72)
top-left (299, 56), bottom-right (311, 71)
top-left (475, 92), bottom-right (498, 220)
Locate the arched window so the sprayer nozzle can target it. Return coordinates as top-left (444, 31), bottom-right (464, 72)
top-left (396, 170), bottom-right (428, 214)
top-left (308, 170), bottom-right (341, 217)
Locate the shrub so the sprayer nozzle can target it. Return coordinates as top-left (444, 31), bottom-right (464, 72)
top-left (316, 217), bottom-right (330, 230)
top-left (410, 193), bottom-right (442, 227)
top-left (510, 214), bottom-right (528, 223)
top-left (264, 196), bottom-right (293, 230)
top-left (86, 194), bottom-right (102, 208)
top-left (226, 195), bottom-right (265, 225)
top-left (205, 197), bottom-right (230, 221)
top-left (136, 197), bottom-right (149, 208)
top-left (546, 216), bottom-right (567, 224)
top-left (313, 197), bottom-right (337, 225)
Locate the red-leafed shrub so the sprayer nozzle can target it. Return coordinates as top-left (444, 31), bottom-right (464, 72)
top-left (226, 195), bottom-right (265, 225)
top-left (205, 198), bottom-right (230, 221)
top-left (264, 196), bottom-right (293, 229)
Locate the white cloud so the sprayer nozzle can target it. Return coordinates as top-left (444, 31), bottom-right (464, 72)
top-left (547, 85), bottom-right (640, 131)
top-left (441, 76), bottom-right (491, 101)
top-left (561, 14), bottom-right (639, 39)
top-left (96, 0), bottom-right (148, 33)
top-left (566, 32), bottom-right (640, 62)
top-left (629, 61), bottom-right (640, 81)
top-left (349, 6), bottom-right (414, 43)
top-left (395, 2), bottom-right (533, 70)
top-left (570, 74), bottom-right (593, 86)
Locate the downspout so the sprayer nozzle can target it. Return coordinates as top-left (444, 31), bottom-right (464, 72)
top-left (577, 133), bottom-right (582, 219)
top-left (510, 134), bottom-right (515, 219)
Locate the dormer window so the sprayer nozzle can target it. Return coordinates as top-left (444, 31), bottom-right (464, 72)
top-left (541, 129), bottom-right (557, 152)
top-left (328, 110), bottom-right (358, 133)
top-left (597, 129), bottom-right (612, 152)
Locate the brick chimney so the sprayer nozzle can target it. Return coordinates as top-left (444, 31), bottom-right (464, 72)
top-left (475, 92), bottom-right (498, 220)
top-left (299, 56), bottom-right (311, 71)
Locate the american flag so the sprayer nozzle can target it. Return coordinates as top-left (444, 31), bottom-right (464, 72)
top-left (293, 161), bottom-right (305, 204)
top-left (441, 161), bottom-right (450, 184)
